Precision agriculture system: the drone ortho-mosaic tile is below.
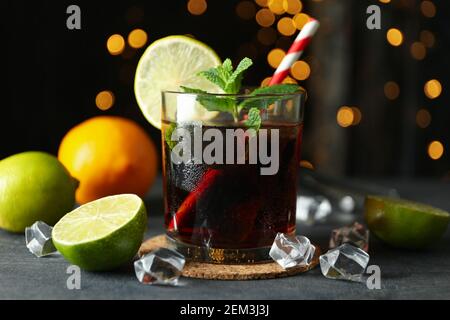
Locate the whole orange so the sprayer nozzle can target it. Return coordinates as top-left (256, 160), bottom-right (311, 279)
top-left (58, 116), bottom-right (158, 204)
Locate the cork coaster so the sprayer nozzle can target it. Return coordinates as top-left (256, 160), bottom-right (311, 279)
top-left (138, 235), bottom-right (321, 280)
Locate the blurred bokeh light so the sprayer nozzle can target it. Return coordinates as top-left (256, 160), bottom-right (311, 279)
top-left (95, 91), bottom-right (115, 111)
top-left (187, 0), bottom-right (207, 15)
top-left (107, 34), bottom-right (125, 55)
top-left (128, 29), bottom-right (148, 49)
top-left (387, 28), bottom-right (403, 46)
top-left (424, 79), bottom-right (442, 99)
top-left (428, 141), bottom-right (444, 160)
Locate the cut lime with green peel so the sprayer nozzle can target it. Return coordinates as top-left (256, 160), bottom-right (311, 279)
top-left (53, 194), bottom-right (147, 271)
top-left (134, 35), bottom-right (222, 129)
top-left (0, 151), bottom-right (78, 233)
top-left (364, 195), bottom-right (450, 249)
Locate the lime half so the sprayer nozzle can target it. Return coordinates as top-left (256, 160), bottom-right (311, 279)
top-left (134, 35), bottom-right (222, 129)
top-left (52, 194), bottom-right (147, 271)
top-left (364, 195), bottom-right (450, 249)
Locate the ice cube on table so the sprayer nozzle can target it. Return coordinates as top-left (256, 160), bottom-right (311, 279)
top-left (269, 233), bottom-right (316, 269)
top-left (134, 248), bottom-right (186, 286)
top-left (296, 196), bottom-right (332, 225)
top-left (25, 221), bottom-right (57, 257)
top-left (319, 243), bottom-right (369, 282)
top-left (329, 222), bottom-right (369, 252)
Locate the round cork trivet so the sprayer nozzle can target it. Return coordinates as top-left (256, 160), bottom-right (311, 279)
top-left (138, 235), bottom-right (321, 280)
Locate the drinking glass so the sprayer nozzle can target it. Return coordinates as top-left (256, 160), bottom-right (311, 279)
top-left (161, 89), bottom-right (306, 263)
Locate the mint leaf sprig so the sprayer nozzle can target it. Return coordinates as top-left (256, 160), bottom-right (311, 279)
top-left (182, 57), bottom-right (300, 130)
top-left (199, 58), bottom-right (253, 94)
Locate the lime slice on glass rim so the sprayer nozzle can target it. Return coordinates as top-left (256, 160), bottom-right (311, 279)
top-left (134, 35), bottom-right (222, 129)
top-left (364, 195), bottom-right (450, 249)
top-left (52, 194), bottom-right (147, 271)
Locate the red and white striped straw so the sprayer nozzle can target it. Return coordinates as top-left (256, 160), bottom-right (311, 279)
top-left (269, 18), bottom-right (320, 85)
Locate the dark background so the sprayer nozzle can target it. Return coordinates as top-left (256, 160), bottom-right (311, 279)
top-left (1, 0), bottom-right (448, 178)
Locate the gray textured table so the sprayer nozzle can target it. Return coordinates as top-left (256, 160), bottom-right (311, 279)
top-left (1, 178), bottom-right (449, 300)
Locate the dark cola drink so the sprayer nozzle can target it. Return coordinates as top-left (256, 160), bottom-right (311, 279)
top-left (162, 120), bottom-right (303, 263)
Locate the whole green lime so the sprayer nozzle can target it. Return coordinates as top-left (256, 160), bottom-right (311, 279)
top-left (365, 195), bottom-right (450, 249)
top-left (0, 151), bottom-right (78, 232)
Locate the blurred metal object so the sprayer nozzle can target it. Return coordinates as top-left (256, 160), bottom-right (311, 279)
top-left (297, 168), bottom-right (399, 224)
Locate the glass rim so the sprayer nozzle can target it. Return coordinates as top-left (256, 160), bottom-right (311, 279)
top-left (162, 87), bottom-right (306, 99)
